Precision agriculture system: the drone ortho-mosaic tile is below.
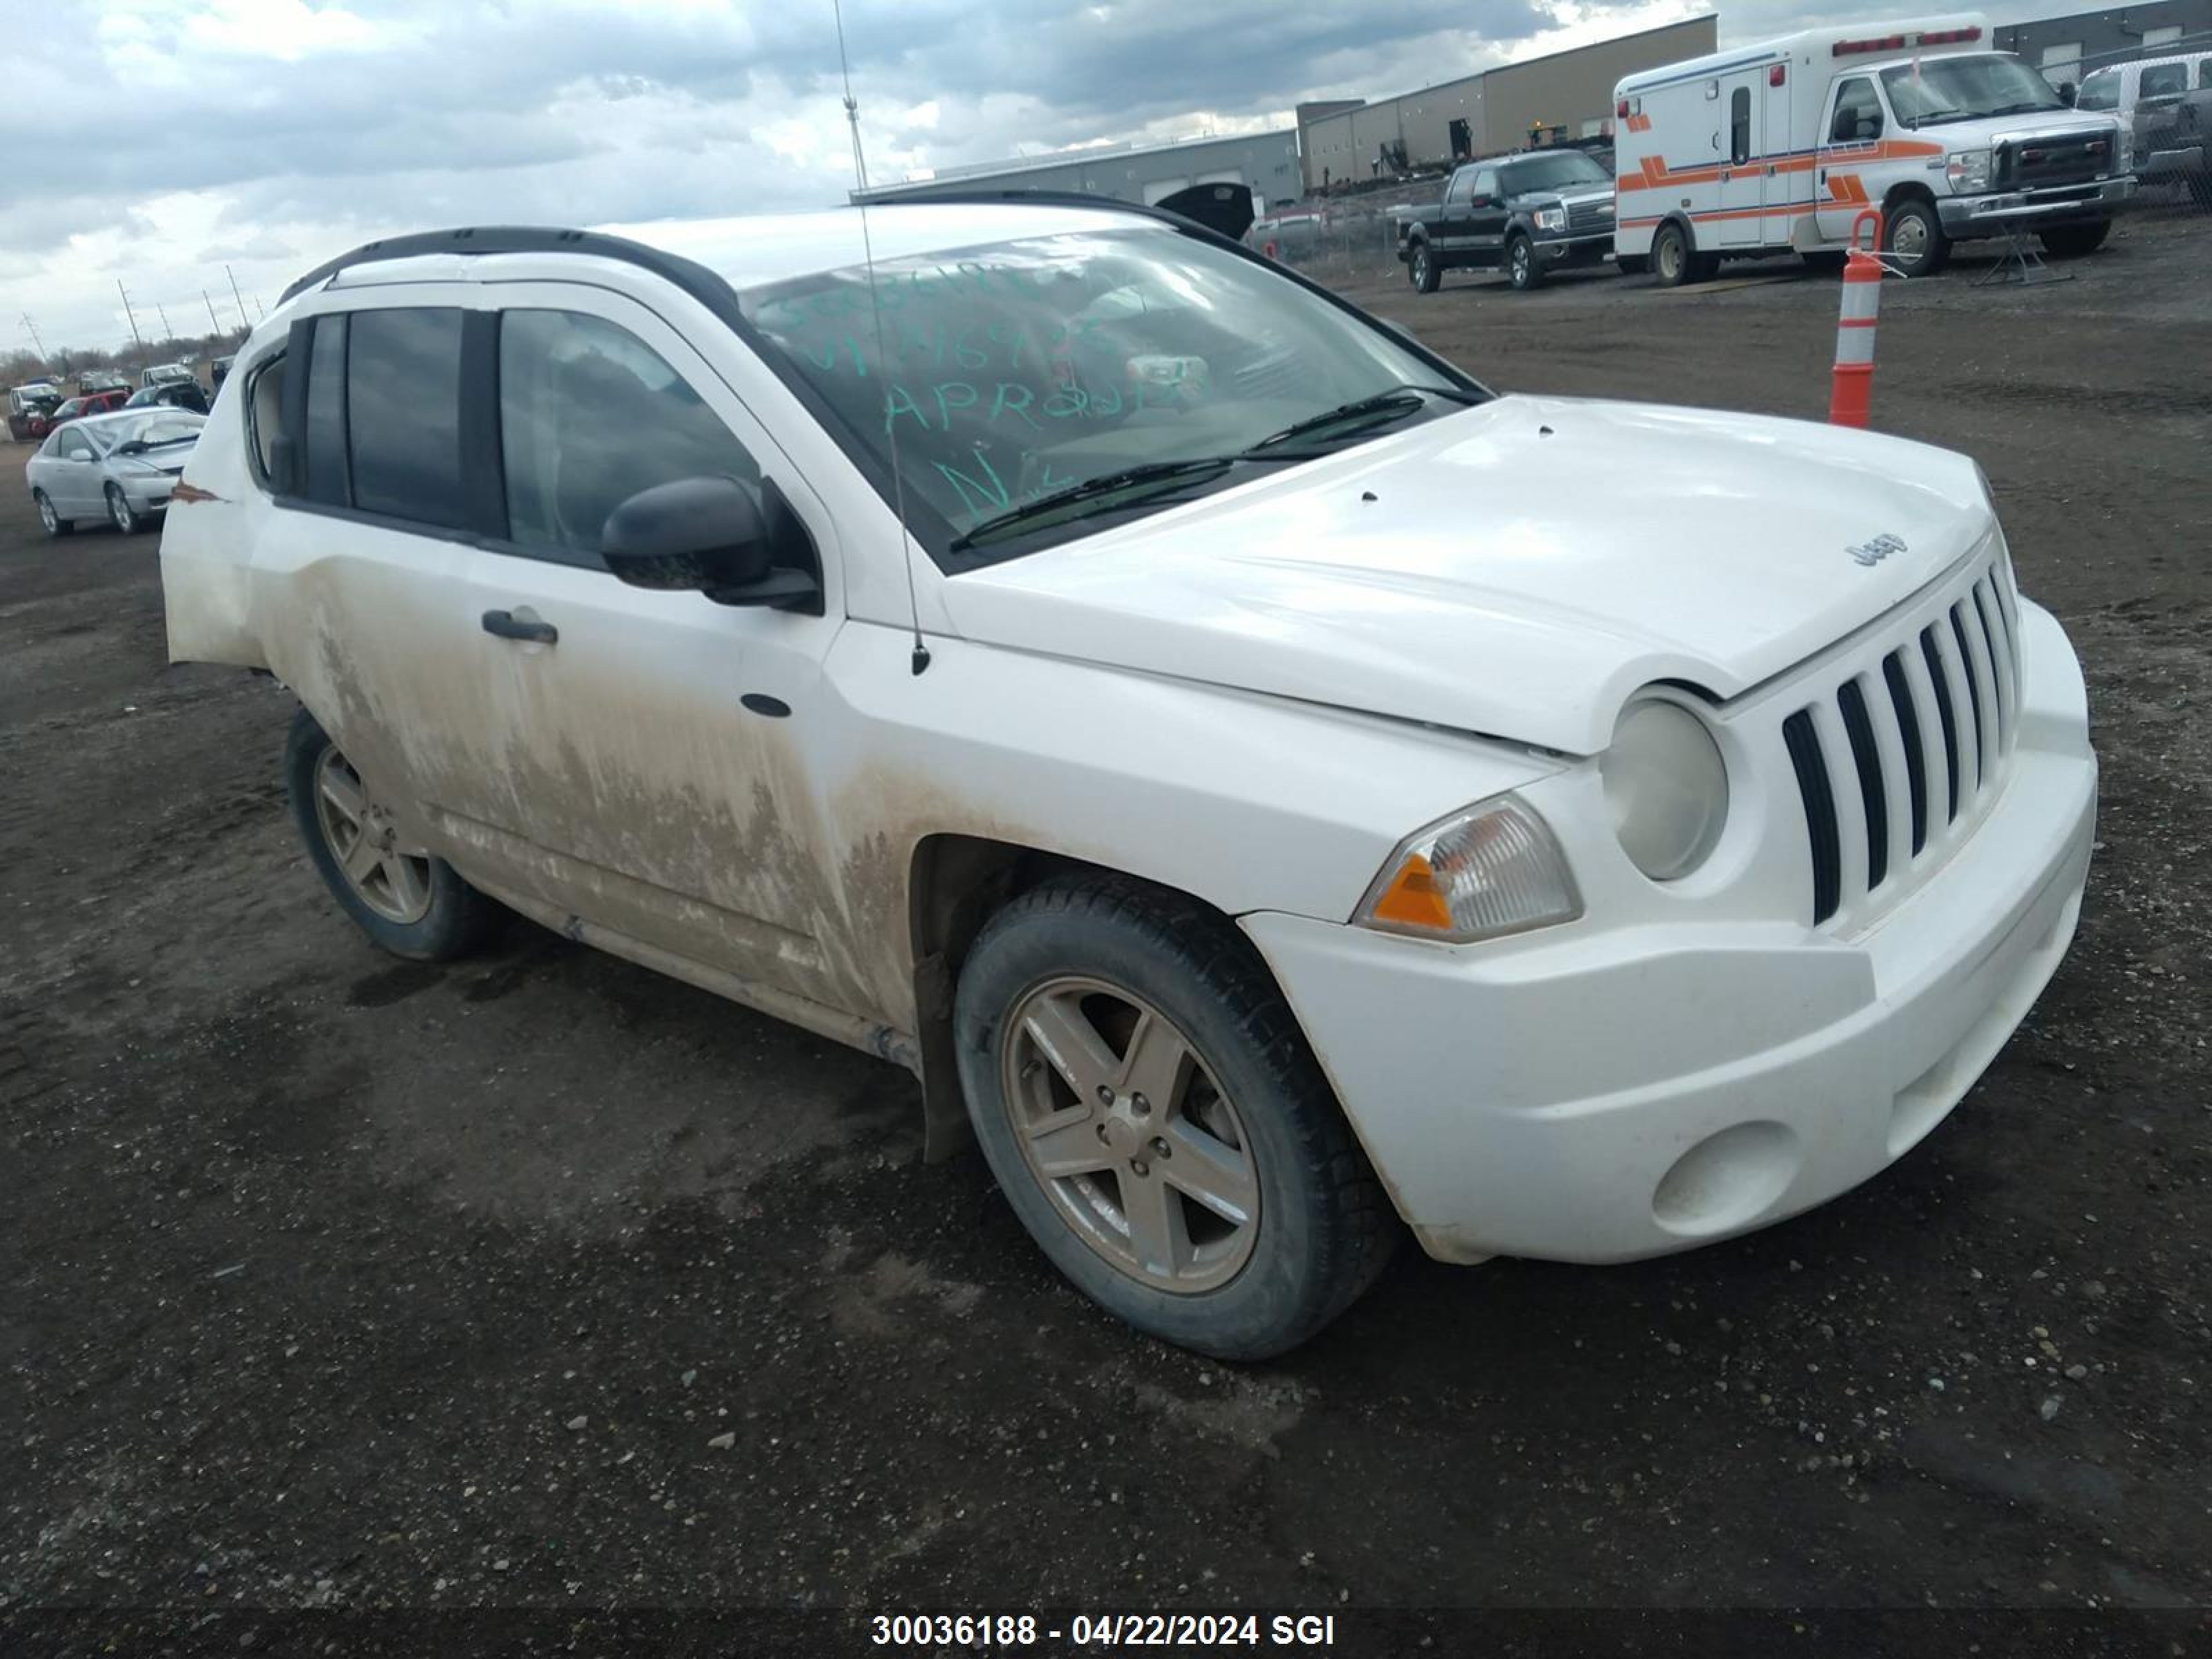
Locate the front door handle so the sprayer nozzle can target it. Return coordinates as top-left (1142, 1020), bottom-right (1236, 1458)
top-left (481, 608), bottom-right (557, 645)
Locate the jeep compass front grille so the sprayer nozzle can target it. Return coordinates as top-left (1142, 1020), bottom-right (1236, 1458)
top-left (1781, 550), bottom-right (2022, 928)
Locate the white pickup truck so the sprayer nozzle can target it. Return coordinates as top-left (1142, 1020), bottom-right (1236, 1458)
top-left (159, 198), bottom-right (2096, 1358)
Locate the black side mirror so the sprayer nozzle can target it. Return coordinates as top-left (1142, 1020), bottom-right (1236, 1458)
top-left (602, 476), bottom-right (821, 611)
top-left (2059, 82), bottom-right (2078, 106)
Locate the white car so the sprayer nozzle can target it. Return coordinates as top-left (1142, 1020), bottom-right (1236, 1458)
top-left (159, 201), bottom-right (2096, 1358)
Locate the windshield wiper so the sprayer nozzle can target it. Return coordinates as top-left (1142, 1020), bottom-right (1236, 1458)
top-left (1241, 385), bottom-right (1476, 456)
top-left (948, 458), bottom-right (1240, 550)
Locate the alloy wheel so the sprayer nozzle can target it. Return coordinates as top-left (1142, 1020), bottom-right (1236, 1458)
top-left (999, 976), bottom-right (1259, 1293)
top-left (106, 487), bottom-right (134, 534)
top-left (312, 746), bottom-right (434, 924)
top-left (37, 494), bottom-right (57, 534)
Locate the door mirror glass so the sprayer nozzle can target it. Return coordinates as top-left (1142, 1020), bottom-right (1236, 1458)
top-left (2058, 81), bottom-right (2078, 106)
top-left (601, 476), bottom-right (818, 609)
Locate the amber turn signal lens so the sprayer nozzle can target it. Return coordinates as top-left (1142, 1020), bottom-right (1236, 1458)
top-left (1368, 854), bottom-right (1455, 932)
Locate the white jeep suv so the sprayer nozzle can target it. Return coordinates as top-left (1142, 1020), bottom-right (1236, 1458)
top-left (160, 200), bottom-right (2096, 1358)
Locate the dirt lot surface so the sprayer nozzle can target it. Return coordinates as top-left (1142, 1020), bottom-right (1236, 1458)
top-left (3, 216), bottom-right (2209, 1639)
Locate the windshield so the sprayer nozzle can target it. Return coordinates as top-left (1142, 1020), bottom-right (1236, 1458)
top-left (1502, 151), bottom-right (1611, 193)
top-left (1882, 53), bottom-right (2066, 126)
top-left (740, 226), bottom-right (1468, 565)
top-left (91, 411), bottom-right (204, 451)
top-left (2074, 68), bottom-right (2121, 111)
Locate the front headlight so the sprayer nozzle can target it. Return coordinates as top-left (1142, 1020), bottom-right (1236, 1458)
top-left (1533, 207), bottom-right (1566, 232)
top-left (1354, 795), bottom-right (1582, 944)
top-left (1945, 149), bottom-right (1991, 195)
top-left (1601, 700), bottom-right (1729, 881)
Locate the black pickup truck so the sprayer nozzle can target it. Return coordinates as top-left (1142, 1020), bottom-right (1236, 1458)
top-left (1396, 149), bottom-right (1618, 293)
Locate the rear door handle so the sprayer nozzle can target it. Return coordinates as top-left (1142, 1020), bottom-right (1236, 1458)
top-left (481, 608), bottom-right (557, 645)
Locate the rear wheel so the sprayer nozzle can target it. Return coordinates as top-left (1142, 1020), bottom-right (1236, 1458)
top-left (33, 489), bottom-right (73, 538)
top-left (1408, 241), bottom-right (1441, 294)
top-left (1505, 234), bottom-right (1544, 291)
top-left (2038, 218), bottom-right (2111, 258)
top-left (285, 707), bottom-right (496, 960)
top-left (1882, 198), bottom-right (1950, 277)
top-left (954, 875), bottom-right (1397, 1360)
top-left (1651, 221), bottom-right (1696, 287)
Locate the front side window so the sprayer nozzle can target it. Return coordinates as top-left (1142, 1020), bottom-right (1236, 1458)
top-left (739, 226), bottom-right (1465, 566)
top-left (1830, 78), bottom-right (1884, 142)
top-left (346, 308), bottom-right (467, 528)
top-left (57, 430), bottom-right (94, 460)
top-left (2074, 68), bottom-right (2121, 111)
top-left (498, 309), bottom-right (760, 560)
top-left (1882, 53), bottom-right (2065, 128)
top-left (1446, 169), bottom-right (1476, 204)
top-left (1470, 167), bottom-right (1501, 200)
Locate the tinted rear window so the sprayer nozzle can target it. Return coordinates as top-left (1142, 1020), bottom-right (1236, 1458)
top-left (345, 308), bottom-right (467, 529)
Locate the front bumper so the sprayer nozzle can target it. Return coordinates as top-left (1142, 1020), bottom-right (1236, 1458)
top-left (1536, 229), bottom-right (1615, 263)
top-left (119, 474), bottom-right (176, 512)
top-left (1940, 175), bottom-right (2134, 234)
top-left (1243, 600), bottom-right (2095, 1266)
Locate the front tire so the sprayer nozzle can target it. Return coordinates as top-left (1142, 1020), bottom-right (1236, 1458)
top-left (33, 489), bottom-right (73, 538)
top-left (1882, 197), bottom-right (1950, 277)
top-left (1408, 241), bottom-right (1441, 294)
top-left (105, 484), bottom-right (140, 536)
top-left (954, 875), bottom-right (1396, 1360)
top-left (2039, 218), bottom-right (2111, 258)
top-left (285, 707), bottom-right (496, 961)
top-left (1505, 234), bottom-right (1543, 291)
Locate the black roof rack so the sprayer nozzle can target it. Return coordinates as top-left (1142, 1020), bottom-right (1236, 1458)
top-left (276, 224), bottom-right (744, 310)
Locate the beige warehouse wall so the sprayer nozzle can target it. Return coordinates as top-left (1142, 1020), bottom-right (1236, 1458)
top-left (1478, 15), bottom-right (1718, 151)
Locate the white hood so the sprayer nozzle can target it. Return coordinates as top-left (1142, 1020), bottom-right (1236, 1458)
top-left (942, 395), bottom-right (1996, 755)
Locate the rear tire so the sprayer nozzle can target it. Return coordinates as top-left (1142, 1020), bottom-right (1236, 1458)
top-left (33, 489), bottom-right (73, 538)
top-left (1408, 241), bottom-right (1441, 294)
top-left (1505, 234), bottom-right (1544, 291)
top-left (954, 874), bottom-right (1398, 1360)
top-left (285, 706), bottom-right (496, 962)
top-left (2038, 218), bottom-right (2111, 258)
top-left (1882, 197), bottom-right (1950, 277)
top-left (1651, 221), bottom-right (1696, 287)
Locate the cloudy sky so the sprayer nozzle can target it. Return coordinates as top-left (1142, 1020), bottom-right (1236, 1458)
top-left (8, 0), bottom-right (2104, 353)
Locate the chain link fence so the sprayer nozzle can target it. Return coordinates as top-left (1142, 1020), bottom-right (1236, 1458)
top-left (2061, 30), bottom-right (2212, 217)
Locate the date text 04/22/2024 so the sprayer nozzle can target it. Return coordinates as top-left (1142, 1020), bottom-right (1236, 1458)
top-left (870, 1612), bottom-right (1340, 1647)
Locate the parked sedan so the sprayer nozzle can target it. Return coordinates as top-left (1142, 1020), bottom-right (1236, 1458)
top-left (29, 388), bottom-right (131, 440)
top-left (27, 407), bottom-right (205, 538)
top-left (125, 380), bottom-right (212, 415)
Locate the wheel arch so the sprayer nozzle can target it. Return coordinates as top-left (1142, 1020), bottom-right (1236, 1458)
top-left (904, 834), bottom-right (1283, 1163)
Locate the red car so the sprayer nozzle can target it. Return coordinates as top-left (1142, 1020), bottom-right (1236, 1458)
top-left (28, 388), bottom-right (129, 440)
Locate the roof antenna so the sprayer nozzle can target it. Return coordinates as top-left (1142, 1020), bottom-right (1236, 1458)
top-left (834, 0), bottom-right (930, 676)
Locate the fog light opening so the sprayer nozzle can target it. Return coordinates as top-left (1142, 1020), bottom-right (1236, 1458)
top-left (1651, 1121), bottom-right (1801, 1237)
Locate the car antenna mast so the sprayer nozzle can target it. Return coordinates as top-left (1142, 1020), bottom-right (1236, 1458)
top-left (834, 0), bottom-right (930, 676)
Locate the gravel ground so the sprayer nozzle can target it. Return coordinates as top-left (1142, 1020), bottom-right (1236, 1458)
top-left (2, 213), bottom-right (2208, 1642)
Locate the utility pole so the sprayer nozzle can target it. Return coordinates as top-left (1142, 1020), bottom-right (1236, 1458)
top-left (204, 289), bottom-right (223, 335)
top-left (117, 280), bottom-right (145, 351)
top-left (225, 264), bottom-right (250, 330)
top-left (156, 302), bottom-right (174, 341)
top-left (21, 313), bottom-right (48, 363)
top-left (253, 294), bottom-right (266, 321)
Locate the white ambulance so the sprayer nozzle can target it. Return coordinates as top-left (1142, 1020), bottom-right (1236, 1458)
top-left (1612, 14), bottom-right (2135, 282)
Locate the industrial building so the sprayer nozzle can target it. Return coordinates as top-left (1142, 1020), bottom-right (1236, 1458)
top-left (1994, 0), bottom-right (2212, 86)
top-left (1297, 14), bottom-right (1718, 194)
top-left (852, 128), bottom-right (1302, 216)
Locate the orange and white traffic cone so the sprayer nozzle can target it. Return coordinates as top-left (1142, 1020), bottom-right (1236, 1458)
top-left (1828, 209), bottom-right (1884, 429)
